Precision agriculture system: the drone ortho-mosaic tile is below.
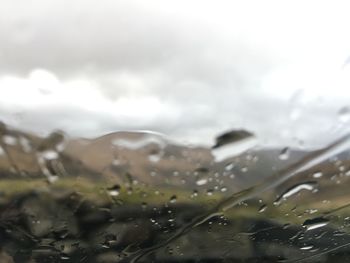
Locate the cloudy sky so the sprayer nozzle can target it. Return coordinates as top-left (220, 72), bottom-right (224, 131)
top-left (1, 0), bottom-right (350, 147)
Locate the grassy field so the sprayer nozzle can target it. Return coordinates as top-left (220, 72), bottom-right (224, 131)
top-left (2, 176), bottom-right (350, 226)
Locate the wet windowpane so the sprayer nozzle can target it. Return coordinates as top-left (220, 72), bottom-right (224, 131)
top-left (1, 2), bottom-right (350, 263)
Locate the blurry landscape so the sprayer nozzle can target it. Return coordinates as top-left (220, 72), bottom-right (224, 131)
top-left (1, 121), bottom-right (350, 262)
top-left (2, 1), bottom-right (350, 262)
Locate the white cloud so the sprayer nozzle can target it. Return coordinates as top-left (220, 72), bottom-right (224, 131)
top-left (1, 1), bottom-right (350, 148)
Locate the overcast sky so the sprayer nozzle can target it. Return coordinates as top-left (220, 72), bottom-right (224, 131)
top-left (1, 0), bottom-right (350, 148)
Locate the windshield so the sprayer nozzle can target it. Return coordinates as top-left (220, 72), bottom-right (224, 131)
top-left (1, 1), bottom-right (350, 262)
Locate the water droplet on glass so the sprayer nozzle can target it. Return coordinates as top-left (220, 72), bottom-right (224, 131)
top-left (207, 189), bottom-right (213, 196)
top-left (211, 129), bottom-right (256, 162)
top-left (338, 106), bottom-right (350, 123)
top-left (148, 149), bottom-right (163, 163)
top-left (300, 245), bottom-right (313, 250)
top-left (47, 174), bottom-right (59, 184)
top-left (2, 135), bottom-right (17, 145)
top-left (258, 204), bottom-right (267, 213)
top-left (112, 159), bottom-right (121, 166)
top-left (312, 172), bottom-right (323, 178)
top-left (303, 217), bottom-right (329, 231)
top-left (60, 253), bottom-right (70, 260)
top-left (279, 147), bottom-right (290, 160)
top-left (190, 190), bottom-right (198, 198)
top-left (196, 178), bottom-right (208, 186)
top-left (213, 129), bottom-right (254, 148)
top-left (241, 167), bottom-right (248, 173)
top-left (225, 163), bottom-right (234, 171)
top-left (42, 150), bottom-right (59, 160)
top-left (38, 130), bottom-right (66, 152)
top-left (19, 136), bottom-right (32, 152)
top-left (169, 195), bottom-right (177, 204)
top-left (112, 133), bottom-right (166, 150)
top-left (107, 185), bottom-right (121, 196)
top-left (274, 182), bottom-right (317, 205)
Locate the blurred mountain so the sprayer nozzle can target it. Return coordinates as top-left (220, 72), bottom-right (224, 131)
top-left (1, 122), bottom-right (350, 196)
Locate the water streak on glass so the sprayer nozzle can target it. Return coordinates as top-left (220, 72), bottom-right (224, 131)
top-left (1, 121), bottom-right (350, 262)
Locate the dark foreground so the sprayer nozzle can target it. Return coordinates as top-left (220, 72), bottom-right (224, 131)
top-left (1, 190), bottom-right (350, 263)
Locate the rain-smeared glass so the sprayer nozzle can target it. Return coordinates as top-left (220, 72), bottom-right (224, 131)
top-left (1, 122), bottom-right (350, 262)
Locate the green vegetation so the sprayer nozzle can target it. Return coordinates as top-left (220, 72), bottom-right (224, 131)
top-left (3, 177), bottom-right (350, 226)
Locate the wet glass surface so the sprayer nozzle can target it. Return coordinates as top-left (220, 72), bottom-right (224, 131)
top-left (2, 1), bottom-right (350, 262)
top-left (1, 123), bottom-right (350, 262)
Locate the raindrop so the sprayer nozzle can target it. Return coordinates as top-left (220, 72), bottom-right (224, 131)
top-left (167, 247), bottom-right (174, 255)
top-left (220, 187), bottom-right (227, 192)
top-left (279, 147), bottom-right (290, 160)
top-left (258, 204), bottom-right (267, 213)
top-left (169, 195), bottom-right (177, 204)
top-left (190, 190), bottom-right (198, 198)
top-left (42, 150), bottom-right (59, 160)
top-left (338, 106), bottom-right (350, 123)
top-left (132, 179), bottom-right (139, 185)
top-left (2, 135), bottom-right (17, 145)
top-left (212, 129), bottom-right (254, 148)
top-left (112, 159), bottom-right (121, 166)
top-left (300, 245), bottom-right (313, 250)
top-left (303, 217), bottom-right (329, 231)
top-left (211, 129), bottom-right (256, 162)
top-left (241, 167), bottom-right (248, 173)
top-left (207, 189), bottom-right (213, 196)
top-left (104, 233), bottom-right (117, 247)
top-left (107, 185), bottom-right (121, 197)
top-left (148, 149), bottom-right (163, 163)
top-left (196, 178), bottom-right (208, 186)
top-left (225, 163), bottom-right (234, 171)
top-left (305, 208), bottom-right (318, 214)
top-left (274, 182), bottom-right (317, 205)
top-left (47, 175), bottom-right (59, 184)
top-left (60, 253), bottom-right (70, 260)
top-left (19, 136), bottom-right (32, 152)
top-left (112, 133), bottom-right (166, 150)
top-left (312, 172), bottom-right (323, 178)
top-left (38, 130), bottom-right (66, 152)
